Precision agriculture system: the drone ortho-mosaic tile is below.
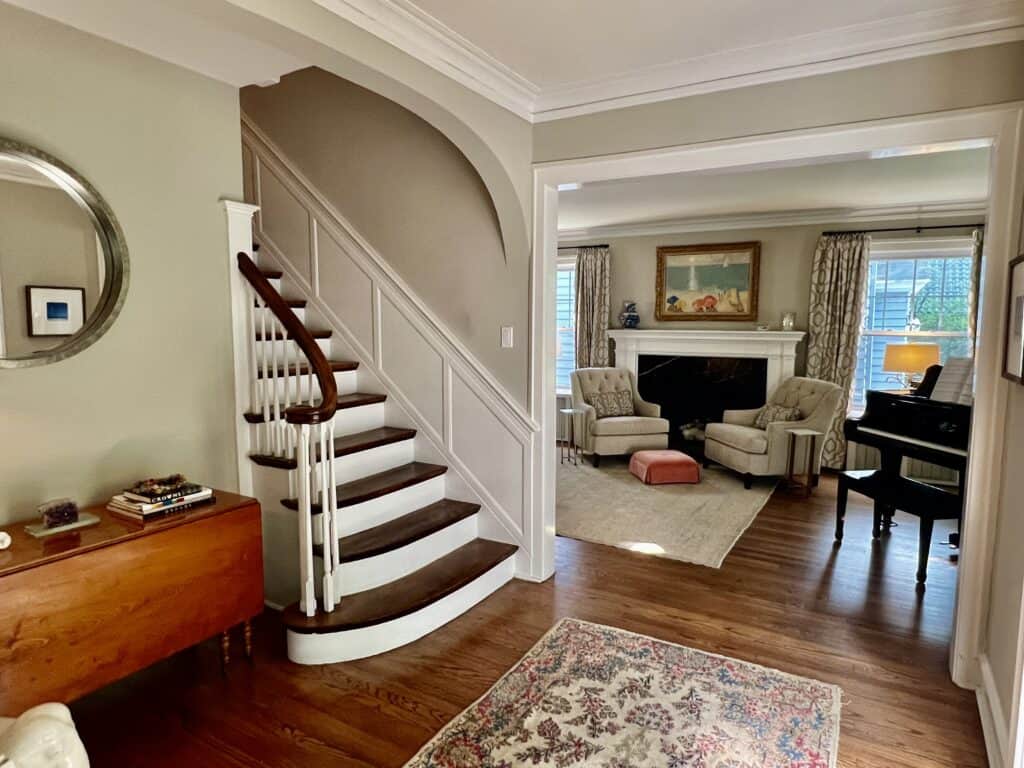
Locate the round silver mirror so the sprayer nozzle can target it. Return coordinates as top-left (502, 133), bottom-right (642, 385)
top-left (0, 138), bottom-right (128, 368)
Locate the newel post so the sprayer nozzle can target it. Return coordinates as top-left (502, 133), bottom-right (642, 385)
top-left (222, 200), bottom-right (260, 496)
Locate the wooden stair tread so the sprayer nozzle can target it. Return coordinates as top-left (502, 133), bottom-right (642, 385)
top-left (283, 539), bottom-right (516, 633)
top-left (282, 461), bottom-right (447, 512)
top-left (243, 392), bottom-right (386, 424)
top-left (256, 360), bottom-right (358, 379)
top-left (250, 426), bottom-right (416, 469)
top-left (254, 329), bottom-right (332, 341)
top-left (314, 499), bottom-right (479, 561)
top-left (255, 298), bottom-right (306, 309)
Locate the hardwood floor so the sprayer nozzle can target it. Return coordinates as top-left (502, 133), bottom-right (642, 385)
top-left (70, 475), bottom-right (984, 767)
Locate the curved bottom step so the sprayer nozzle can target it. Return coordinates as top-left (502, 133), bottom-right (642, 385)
top-left (285, 540), bottom-right (516, 664)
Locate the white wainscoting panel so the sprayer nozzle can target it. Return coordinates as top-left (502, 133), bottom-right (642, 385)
top-left (315, 223), bottom-right (374, 354)
top-left (380, 294), bottom-right (445, 435)
top-left (258, 164), bottom-right (313, 284)
top-left (242, 115), bottom-right (540, 574)
top-left (451, 370), bottom-right (525, 533)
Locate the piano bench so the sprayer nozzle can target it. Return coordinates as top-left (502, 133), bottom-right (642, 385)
top-left (834, 469), bottom-right (962, 587)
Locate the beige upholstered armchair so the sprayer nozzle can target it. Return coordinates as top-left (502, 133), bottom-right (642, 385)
top-left (704, 376), bottom-right (843, 488)
top-left (570, 368), bottom-right (669, 466)
top-left (0, 703), bottom-right (89, 768)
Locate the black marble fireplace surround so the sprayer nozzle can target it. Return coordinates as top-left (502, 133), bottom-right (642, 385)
top-left (636, 355), bottom-right (767, 452)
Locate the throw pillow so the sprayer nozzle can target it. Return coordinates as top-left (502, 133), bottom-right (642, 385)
top-left (754, 404), bottom-right (803, 430)
top-left (586, 389), bottom-right (635, 419)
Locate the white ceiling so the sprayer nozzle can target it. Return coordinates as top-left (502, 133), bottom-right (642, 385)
top-left (3, 0), bottom-right (306, 87)
top-left (557, 147), bottom-right (990, 234)
top-left (315, 0), bottom-right (1024, 119)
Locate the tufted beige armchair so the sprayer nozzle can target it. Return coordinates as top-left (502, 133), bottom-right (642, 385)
top-left (570, 368), bottom-right (669, 466)
top-left (704, 376), bottom-right (843, 488)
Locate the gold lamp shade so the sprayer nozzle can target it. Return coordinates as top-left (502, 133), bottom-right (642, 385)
top-left (882, 343), bottom-right (941, 375)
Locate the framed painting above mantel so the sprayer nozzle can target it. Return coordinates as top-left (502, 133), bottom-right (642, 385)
top-left (655, 242), bottom-right (760, 321)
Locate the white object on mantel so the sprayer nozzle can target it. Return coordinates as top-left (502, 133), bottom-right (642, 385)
top-left (0, 531), bottom-right (10, 550)
top-left (607, 329), bottom-right (806, 401)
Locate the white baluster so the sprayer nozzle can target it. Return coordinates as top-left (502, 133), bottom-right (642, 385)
top-left (319, 423), bottom-right (336, 611)
top-left (247, 288), bottom-right (261, 455)
top-left (271, 318), bottom-right (283, 455)
top-left (259, 295), bottom-right (271, 453)
top-left (296, 423), bottom-right (316, 617)
top-left (327, 420), bottom-right (339, 600)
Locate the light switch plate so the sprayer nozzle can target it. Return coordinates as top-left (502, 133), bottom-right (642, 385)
top-left (501, 326), bottom-right (514, 348)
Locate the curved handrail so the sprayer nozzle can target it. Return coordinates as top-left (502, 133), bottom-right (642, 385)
top-left (237, 252), bottom-right (338, 425)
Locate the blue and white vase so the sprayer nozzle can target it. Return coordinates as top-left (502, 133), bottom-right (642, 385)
top-left (619, 301), bottom-right (640, 328)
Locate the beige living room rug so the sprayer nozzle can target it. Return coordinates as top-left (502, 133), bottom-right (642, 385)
top-left (557, 458), bottom-right (776, 568)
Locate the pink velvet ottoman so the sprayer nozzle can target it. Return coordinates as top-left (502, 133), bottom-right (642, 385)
top-left (629, 449), bottom-right (701, 485)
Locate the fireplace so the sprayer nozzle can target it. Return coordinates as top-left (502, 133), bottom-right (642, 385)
top-left (637, 355), bottom-right (767, 452)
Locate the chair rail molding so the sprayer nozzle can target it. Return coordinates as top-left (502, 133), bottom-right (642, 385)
top-left (241, 118), bottom-right (545, 580)
top-left (608, 329), bottom-right (806, 401)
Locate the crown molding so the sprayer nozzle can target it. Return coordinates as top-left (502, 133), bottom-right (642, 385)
top-left (310, 0), bottom-right (538, 119)
top-left (557, 201), bottom-right (988, 242)
top-left (533, 2), bottom-right (1024, 121)
top-left (309, 0), bottom-right (1024, 123)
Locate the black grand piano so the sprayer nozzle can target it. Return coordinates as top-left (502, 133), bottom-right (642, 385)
top-left (835, 386), bottom-right (972, 588)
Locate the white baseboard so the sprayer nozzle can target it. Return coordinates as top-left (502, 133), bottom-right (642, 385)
top-left (978, 654), bottom-right (1010, 768)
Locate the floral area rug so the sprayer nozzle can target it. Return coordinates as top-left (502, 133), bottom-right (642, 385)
top-left (405, 618), bottom-right (841, 768)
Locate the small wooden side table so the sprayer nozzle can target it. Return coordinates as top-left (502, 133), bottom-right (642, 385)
top-left (559, 408), bottom-right (583, 465)
top-left (786, 428), bottom-right (823, 496)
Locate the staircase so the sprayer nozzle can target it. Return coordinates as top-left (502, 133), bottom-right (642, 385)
top-left (235, 246), bottom-right (517, 664)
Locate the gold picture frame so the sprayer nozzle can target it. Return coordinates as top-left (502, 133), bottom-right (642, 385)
top-left (655, 242), bottom-right (761, 321)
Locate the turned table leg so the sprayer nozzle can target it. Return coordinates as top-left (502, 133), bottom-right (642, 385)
top-left (220, 630), bottom-right (231, 668)
top-left (243, 619), bottom-right (253, 660)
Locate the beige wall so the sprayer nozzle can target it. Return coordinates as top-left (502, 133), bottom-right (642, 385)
top-left (0, 178), bottom-right (101, 357)
top-left (535, 42), bottom-right (1024, 162)
top-left (0, 5), bottom-right (243, 524)
top-left (242, 69), bottom-right (530, 404)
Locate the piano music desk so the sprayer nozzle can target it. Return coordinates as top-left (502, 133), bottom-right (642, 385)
top-left (834, 469), bottom-right (962, 588)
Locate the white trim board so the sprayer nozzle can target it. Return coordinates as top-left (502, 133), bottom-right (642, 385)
top-left (980, 654), bottom-right (1010, 768)
top-left (531, 104), bottom-right (1024, 728)
top-left (308, 0), bottom-right (1024, 122)
top-left (558, 202), bottom-right (988, 242)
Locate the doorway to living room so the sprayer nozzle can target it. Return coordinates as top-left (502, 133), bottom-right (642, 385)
top-left (529, 105), bottom-right (1024, 713)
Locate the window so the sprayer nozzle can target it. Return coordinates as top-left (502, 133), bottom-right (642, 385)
top-left (556, 259), bottom-right (577, 392)
top-left (850, 238), bottom-right (976, 414)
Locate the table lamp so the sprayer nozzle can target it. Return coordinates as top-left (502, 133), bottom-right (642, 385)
top-left (882, 342), bottom-right (941, 390)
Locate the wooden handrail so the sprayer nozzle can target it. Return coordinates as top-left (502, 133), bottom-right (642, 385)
top-left (237, 252), bottom-right (338, 425)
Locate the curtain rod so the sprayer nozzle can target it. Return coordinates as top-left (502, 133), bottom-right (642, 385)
top-left (821, 223), bottom-right (985, 236)
top-left (558, 244), bottom-right (608, 250)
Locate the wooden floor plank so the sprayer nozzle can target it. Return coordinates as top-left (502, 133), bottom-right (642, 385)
top-left (70, 475), bottom-right (985, 767)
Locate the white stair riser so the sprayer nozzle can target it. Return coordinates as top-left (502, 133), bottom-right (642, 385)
top-left (259, 370), bottom-right (357, 401)
top-left (335, 475), bottom-right (446, 537)
top-left (287, 553), bottom-right (514, 664)
top-left (331, 439), bottom-right (415, 485)
top-left (254, 337), bottom-right (332, 361)
top-left (329, 513), bottom-right (478, 595)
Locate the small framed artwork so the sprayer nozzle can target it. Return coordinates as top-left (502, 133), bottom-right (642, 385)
top-left (25, 285), bottom-right (86, 337)
top-left (655, 242), bottom-right (760, 321)
top-left (1004, 255), bottom-right (1024, 383)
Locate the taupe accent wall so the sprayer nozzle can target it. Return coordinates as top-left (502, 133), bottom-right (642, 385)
top-left (0, 5), bottom-right (243, 524)
top-left (241, 68), bottom-right (530, 405)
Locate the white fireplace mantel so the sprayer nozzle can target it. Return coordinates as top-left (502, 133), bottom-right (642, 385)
top-left (607, 329), bottom-right (806, 400)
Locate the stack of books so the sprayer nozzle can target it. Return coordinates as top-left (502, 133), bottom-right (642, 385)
top-left (107, 474), bottom-right (215, 521)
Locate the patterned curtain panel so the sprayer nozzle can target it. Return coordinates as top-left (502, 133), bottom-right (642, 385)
top-left (806, 233), bottom-right (870, 468)
top-left (968, 228), bottom-right (984, 347)
top-left (575, 246), bottom-right (611, 368)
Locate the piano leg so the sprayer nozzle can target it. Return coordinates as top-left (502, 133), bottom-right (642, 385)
top-left (834, 475), bottom-right (848, 543)
top-left (882, 506), bottom-right (895, 534)
top-left (917, 516), bottom-right (934, 586)
top-left (872, 502), bottom-right (883, 540)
